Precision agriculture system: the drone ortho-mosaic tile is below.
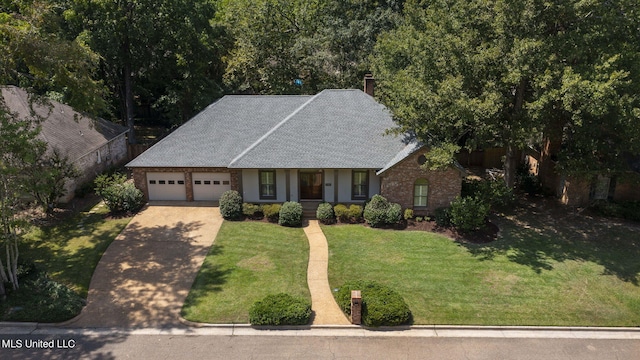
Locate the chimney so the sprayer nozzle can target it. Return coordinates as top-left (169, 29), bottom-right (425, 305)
top-left (364, 74), bottom-right (375, 97)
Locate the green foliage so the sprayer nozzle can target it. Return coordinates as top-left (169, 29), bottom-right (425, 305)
top-left (22, 148), bottom-right (80, 214)
top-left (101, 183), bottom-right (144, 214)
top-left (261, 204), bottom-right (282, 223)
top-left (363, 195), bottom-right (390, 228)
top-left (335, 280), bottom-right (411, 327)
top-left (434, 207), bottom-right (451, 227)
top-left (349, 204), bottom-right (363, 222)
top-left (334, 204), bottom-right (349, 222)
top-left (590, 201), bottom-right (640, 222)
top-left (2, 268), bottom-right (85, 323)
top-left (278, 201), bottom-right (303, 227)
top-left (403, 208), bottom-right (414, 221)
top-left (94, 172), bottom-right (128, 197)
top-left (462, 179), bottom-right (515, 209)
top-left (373, 0), bottom-right (640, 186)
top-left (219, 190), bottom-right (243, 220)
top-left (249, 293), bottom-right (311, 326)
top-left (423, 144), bottom-right (461, 171)
top-left (316, 202), bottom-right (335, 224)
top-left (242, 203), bottom-right (262, 219)
top-left (415, 216), bottom-right (423, 222)
top-left (385, 203), bottom-right (402, 225)
top-left (449, 196), bottom-right (490, 232)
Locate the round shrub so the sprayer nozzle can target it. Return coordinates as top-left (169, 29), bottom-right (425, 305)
top-left (403, 208), bottom-right (414, 221)
top-left (316, 202), bottom-right (335, 224)
top-left (219, 190), bottom-right (243, 220)
top-left (261, 204), bottom-right (281, 222)
top-left (434, 207), bottom-right (452, 227)
top-left (385, 203), bottom-right (402, 225)
top-left (101, 182), bottom-right (144, 213)
top-left (335, 281), bottom-right (411, 327)
top-left (348, 204), bottom-right (363, 222)
top-left (249, 293), bottom-right (311, 326)
top-left (449, 196), bottom-right (490, 232)
top-left (279, 201), bottom-right (303, 227)
top-left (334, 204), bottom-right (349, 222)
top-left (364, 194), bottom-right (390, 228)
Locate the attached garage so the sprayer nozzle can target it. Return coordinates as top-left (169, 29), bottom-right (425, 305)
top-left (147, 172), bottom-right (187, 201)
top-left (192, 172), bottom-right (231, 201)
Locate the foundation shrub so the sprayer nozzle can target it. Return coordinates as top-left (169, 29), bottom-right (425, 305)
top-left (334, 204), bottom-right (349, 222)
top-left (220, 190), bottom-right (243, 220)
top-left (316, 202), bottom-right (335, 224)
top-left (449, 196), bottom-right (490, 232)
top-left (278, 201), bottom-right (302, 227)
top-left (261, 204), bottom-right (281, 223)
top-left (348, 205), bottom-right (363, 222)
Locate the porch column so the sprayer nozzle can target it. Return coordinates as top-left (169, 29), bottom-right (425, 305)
top-left (285, 169), bottom-right (291, 201)
top-left (334, 169), bottom-right (339, 204)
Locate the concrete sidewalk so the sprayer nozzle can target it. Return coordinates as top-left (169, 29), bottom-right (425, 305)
top-left (64, 202), bottom-right (222, 328)
top-left (303, 220), bottom-right (350, 325)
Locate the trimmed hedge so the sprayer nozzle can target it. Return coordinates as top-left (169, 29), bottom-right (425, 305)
top-left (349, 204), bottom-right (363, 222)
top-left (316, 202), bottom-right (335, 224)
top-left (449, 196), bottom-right (490, 232)
top-left (261, 204), bottom-right (281, 223)
top-left (334, 204), bottom-right (349, 222)
top-left (249, 293), bottom-right (311, 326)
top-left (279, 201), bottom-right (303, 227)
top-left (363, 195), bottom-right (390, 228)
top-left (220, 190), bottom-right (243, 220)
top-left (242, 203), bottom-right (262, 219)
top-left (335, 281), bottom-right (411, 327)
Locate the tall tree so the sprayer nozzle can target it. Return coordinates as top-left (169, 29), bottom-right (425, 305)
top-left (0, 0), bottom-right (107, 112)
top-left (66, 0), bottom-right (228, 140)
top-left (372, 0), bottom-right (640, 187)
top-left (0, 104), bottom-right (43, 297)
top-left (221, 0), bottom-right (403, 94)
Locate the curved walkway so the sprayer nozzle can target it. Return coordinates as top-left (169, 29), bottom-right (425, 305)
top-left (303, 220), bottom-right (350, 325)
top-left (66, 202), bottom-right (222, 328)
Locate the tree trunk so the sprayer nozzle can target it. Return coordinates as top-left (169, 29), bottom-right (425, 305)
top-left (504, 143), bottom-right (517, 188)
top-left (124, 60), bottom-right (136, 145)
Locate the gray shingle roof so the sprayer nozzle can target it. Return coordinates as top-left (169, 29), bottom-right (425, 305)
top-left (128, 89), bottom-right (410, 169)
top-left (127, 95), bottom-right (313, 168)
top-left (1, 86), bottom-right (128, 161)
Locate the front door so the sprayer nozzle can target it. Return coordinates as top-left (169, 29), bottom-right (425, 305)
top-left (299, 171), bottom-right (323, 200)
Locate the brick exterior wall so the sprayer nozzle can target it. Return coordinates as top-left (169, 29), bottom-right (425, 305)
top-left (379, 150), bottom-right (462, 215)
top-left (614, 177), bottom-right (640, 202)
top-left (132, 167), bottom-right (240, 201)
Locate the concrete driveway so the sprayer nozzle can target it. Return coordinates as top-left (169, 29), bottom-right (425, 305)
top-left (66, 202), bottom-right (221, 328)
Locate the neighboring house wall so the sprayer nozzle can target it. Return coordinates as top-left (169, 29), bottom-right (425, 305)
top-left (379, 150), bottom-right (462, 215)
top-left (132, 167), bottom-right (240, 201)
top-left (613, 177), bottom-right (640, 202)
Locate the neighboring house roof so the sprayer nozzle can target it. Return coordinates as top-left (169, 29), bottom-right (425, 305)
top-left (127, 89), bottom-right (412, 169)
top-left (1, 86), bottom-right (128, 162)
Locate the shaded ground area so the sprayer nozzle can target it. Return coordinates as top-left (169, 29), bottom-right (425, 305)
top-left (66, 202), bottom-right (221, 328)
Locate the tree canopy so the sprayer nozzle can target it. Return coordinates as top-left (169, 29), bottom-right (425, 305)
top-left (372, 0), bottom-right (640, 185)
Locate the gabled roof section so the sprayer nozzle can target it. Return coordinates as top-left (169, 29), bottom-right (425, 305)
top-left (376, 141), bottom-right (424, 175)
top-left (228, 89), bottom-right (406, 169)
top-left (127, 94), bottom-right (313, 168)
top-left (1, 86), bottom-right (128, 162)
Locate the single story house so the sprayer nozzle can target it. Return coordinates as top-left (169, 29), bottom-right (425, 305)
top-left (1, 86), bottom-right (129, 202)
top-left (126, 86), bottom-right (464, 214)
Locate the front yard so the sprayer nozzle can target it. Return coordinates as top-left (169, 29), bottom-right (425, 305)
top-left (323, 200), bottom-right (640, 326)
top-left (181, 221), bottom-right (310, 323)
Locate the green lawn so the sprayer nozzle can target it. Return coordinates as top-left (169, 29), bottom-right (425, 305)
top-left (21, 201), bottom-right (132, 297)
top-left (323, 209), bottom-right (640, 326)
top-left (182, 221), bottom-right (310, 323)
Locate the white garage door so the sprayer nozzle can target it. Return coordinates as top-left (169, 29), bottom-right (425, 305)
top-left (193, 173), bottom-right (231, 201)
top-left (147, 172), bottom-right (187, 201)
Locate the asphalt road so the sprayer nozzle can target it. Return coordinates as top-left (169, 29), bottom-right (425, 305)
top-left (1, 333), bottom-right (639, 360)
